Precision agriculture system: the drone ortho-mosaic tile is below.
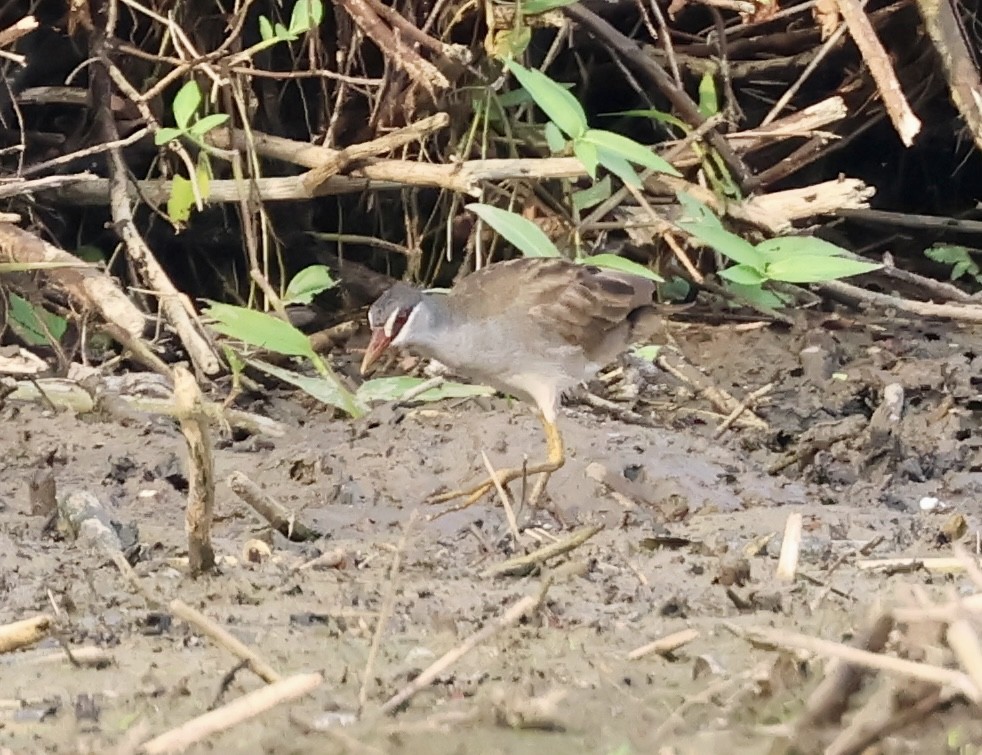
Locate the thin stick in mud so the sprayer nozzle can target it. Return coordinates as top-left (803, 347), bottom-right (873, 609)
top-left (140, 672), bottom-right (323, 754)
top-left (173, 366), bottom-right (216, 576)
top-left (227, 471), bottom-right (321, 541)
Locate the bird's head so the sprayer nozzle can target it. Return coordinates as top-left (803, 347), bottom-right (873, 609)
top-left (360, 284), bottom-right (426, 375)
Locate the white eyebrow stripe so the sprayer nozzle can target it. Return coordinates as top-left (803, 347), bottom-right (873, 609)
top-left (383, 309), bottom-right (400, 337)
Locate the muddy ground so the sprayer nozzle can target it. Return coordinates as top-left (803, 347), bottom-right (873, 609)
top-left (1, 311), bottom-right (981, 754)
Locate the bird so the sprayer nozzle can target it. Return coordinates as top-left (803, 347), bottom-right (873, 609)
top-left (359, 257), bottom-right (663, 510)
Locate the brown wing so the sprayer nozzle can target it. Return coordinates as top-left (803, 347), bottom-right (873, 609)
top-left (451, 258), bottom-right (659, 357)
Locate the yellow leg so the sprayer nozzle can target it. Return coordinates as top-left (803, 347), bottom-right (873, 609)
top-left (428, 416), bottom-right (565, 510)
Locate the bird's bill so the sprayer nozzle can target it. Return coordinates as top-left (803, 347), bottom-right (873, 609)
top-left (360, 328), bottom-right (391, 375)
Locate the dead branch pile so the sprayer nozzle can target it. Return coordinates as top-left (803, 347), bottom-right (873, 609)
top-left (0, 0), bottom-right (980, 371)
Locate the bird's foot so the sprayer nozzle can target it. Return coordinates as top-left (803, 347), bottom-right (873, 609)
top-left (427, 464), bottom-right (555, 513)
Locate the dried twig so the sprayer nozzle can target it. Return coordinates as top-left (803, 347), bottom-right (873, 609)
top-left (657, 352), bottom-right (768, 431)
top-left (0, 615), bottom-right (52, 653)
top-left (775, 513), bottom-right (803, 583)
top-left (627, 628), bottom-right (699, 660)
top-left (736, 625), bottom-right (981, 702)
top-left (140, 673), bottom-right (323, 754)
top-left (713, 381), bottom-right (774, 438)
top-left (834, 0), bottom-right (920, 145)
top-left (481, 451), bottom-right (521, 544)
top-left (359, 511), bottom-right (418, 712)
top-left (818, 279), bottom-right (982, 323)
top-left (173, 366), bottom-right (215, 576)
top-left (168, 600), bottom-right (281, 684)
top-left (378, 591), bottom-right (545, 715)
top-left (226, 472), bottom-right (321, 542)
top-left (482, 524), bottom-right (603, 578)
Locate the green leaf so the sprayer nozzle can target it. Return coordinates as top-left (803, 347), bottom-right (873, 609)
top-left (925, 244), bottom-right (980, 281)
top-left (659, 275), bottom-right (691, 301)
top-left (581, 129), bottom-right (681, 177)
top-left (604, 109), bottom-right (690, 133)
top-left (698, 72), bottom-right (718, 118)
top-left (675, 192), bottom-right (764, 269)
top-left (765, 255), bottom-right (882, 283)
top-left (719, 264), bottom-right (768, 285)
top-left (154, 127), bottom-right (184, 145)
top-left (631, 344), bottom-right (661, 361)
top-left (172, 80), bottom-right (202, 130)
top-left (755, 236), bottom-right (851, 263)
top-left (596, 147), bottom-right (641, 187)
top-left (204, 301), bottom-right (315, 359)
top-left (167, 175), bottom-right (196, 224)
top-left (188, 113), bottom-right (230, 137)
top-left (74, 245), bottom-right (106, 263)
top-left (925, 244), bottom-right (973, 265)
top-left (258, 15), bottom-right (274, 40)
top-left (194, 157), bottom-right (211, 203)
top-left (466, 203), bottom-right (561, 257)
top-left (274, 22), bottom-right (293, 39)
top-left (544, 121), bottom-right (567, 153)
top-left (579, 253), bottom-right (664, 282)
top-left (726, 282), bottom-right (786, 309)
top-left (222, 344), bottom-right (246, 375)
top-left (247, 358), bottom-right (367, 417)
top-left (356, 376), bottom-right (495, 404)
top-left (572, 176), bottom-right (612, 212)
top-left (491, 26), bottom-right (531, 59)
top-left (492, 87), bottom-right (538, 110)
top-left (7, 293), bottom-right (67, 346)
top-left (951, 260), bottom-right (972, 280)
top-left (284, 265), bottom-right (336, 305)
top-left (573, 138), bottom-right (599, 179)
top-left (289, 0), bottom-right (324, 33)
top-left (504, 59), bottom-right (587, 139)
top-left (522, 0), bottom-right (578, 12)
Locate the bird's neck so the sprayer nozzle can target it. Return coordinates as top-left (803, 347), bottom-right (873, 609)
top-left (400, 293), bottom-right (454, 354)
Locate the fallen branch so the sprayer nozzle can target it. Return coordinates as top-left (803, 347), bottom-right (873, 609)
top-left (6, 378), bottom-right (286, 437)
top-left (835, 0), bottom-right (920, 145)
top-left (227, 472), bottom-right (321, 542)
top-left (140, 672), bottom-right (323, 754)
top-left (735, 624), bottom-right (981, 702)
top-left (47, 156), bottom-right (589, 204)
top-left (818, 279), bottom-right (982, 323)
top-left (91, 29), bottom-right (221, 377)
top-left (0, 222), bottom-right (145, 340)
top-left (0, 615), bottom-right (52, 653)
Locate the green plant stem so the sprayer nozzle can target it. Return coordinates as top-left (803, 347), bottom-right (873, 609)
top-left (309, 352), bottom-right (366, 418)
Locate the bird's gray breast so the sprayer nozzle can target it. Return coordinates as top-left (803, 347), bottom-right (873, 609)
top-left (432, 316), bottom-right (596, 398)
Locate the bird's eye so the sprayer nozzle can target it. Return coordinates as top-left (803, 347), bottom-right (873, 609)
top-left (392, 309), bottom-right (410, 335)
top-left (383, 307), bottom-right (412, 338)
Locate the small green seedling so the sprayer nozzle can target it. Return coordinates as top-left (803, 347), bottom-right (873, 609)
top-left (258, 0), bottom-right (324, 43)
top-left (925, 244), bottom-right (981, 286)
top-left (675, 191), bottom-right (882, 307)
top-left (155, 80), bottom-right (229, 224)
top-left (204, 298), bottom-right (366, 418)
top-left (282, 264), bottom-right (336, 305)
top-left (502, 59), bottom-right (681, 188)
top-left (6, 292), bottom-right (67, 347)
top-left (154, 80), bottom-right (229, 148)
